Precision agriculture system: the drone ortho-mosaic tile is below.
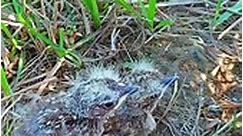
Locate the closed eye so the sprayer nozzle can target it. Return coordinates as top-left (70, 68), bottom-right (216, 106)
top-left (101, 101), bottom-right (115, 110)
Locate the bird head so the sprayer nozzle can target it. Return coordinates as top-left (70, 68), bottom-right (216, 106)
top-left (65, 66), bottom-right (138, 119)
top-left (123, 59), bottom-right (178, 101)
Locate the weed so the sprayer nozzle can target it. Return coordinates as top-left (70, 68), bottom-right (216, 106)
top-left (1, 67), bottom-right (13, 97)
top-left (214, 0), bottom-right (242, 28)
top-left (115, 0), bottom-right (173, 31)
top-left (83, 0), bottom-right (101, 28)
top-left (11, 0), bottom-right (82, 67)
top-left (115, 0), bottom-right (139, 16)
top-left (144, 0), bottom-right (157, 29)
top-left (1, 23), bottom-right (20, 58)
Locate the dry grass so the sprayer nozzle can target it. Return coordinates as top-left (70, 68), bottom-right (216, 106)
top-left (1, 0), bottom-right (241, 136)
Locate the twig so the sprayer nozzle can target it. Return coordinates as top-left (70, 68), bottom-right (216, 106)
top-left (37, 59), bottom-right (64, 95)
top-left (157, 9), bottom-right (171, 19)
top-left (72, 30), bottom-right (100, 50)
top-left (161, 119), bottom-right (178, 136)
top-left (23, 0), bottom-right (50, 22)
top-left (13, 47), bottom-right (50, 90)
top-left (81, 18), bottom-right (116, 57)
top-left (212, 112), bottom-right (242, 136)
top-left (145, 26), bottom-right (168, 44)
top-left (191, 83), bottom-right (204, 136)
top-left (101, 3), bottom-right (116, 23)
top-left (1, 94), bottom-right (23, 120)
top-left (162, 76), bottom-right (182, 118)
top-left (218, 17), bottom-right (242, 40)
top-left (18, 73), bottom-right (47, 86)
top-left (40, 0), bottom-right (46, 16)
top-left (111, 28), bottom-right (121, 51)
top-left (121, 42), bottom-right (133, 62)
top-left (2, 77), bottom-right (57, 101)
top-left (150, 75), bottom-right (178, 113)
top-left (13, 25), bottom-right (24, 37)
top-left (1, 20), bottom-right (23, 27)
top-left (78, 0), bottom-right (91, 35)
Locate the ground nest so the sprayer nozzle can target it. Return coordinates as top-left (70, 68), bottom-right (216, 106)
top-left (1, 0), bottom-right (242, 136)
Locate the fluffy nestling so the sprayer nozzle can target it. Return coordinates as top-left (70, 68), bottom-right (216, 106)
top-left (14, 66), bottom-right (138, 136)
top-left (116, 59), bottom-right (178, 135)
top-left (123, 59), bottom-right (178, 103)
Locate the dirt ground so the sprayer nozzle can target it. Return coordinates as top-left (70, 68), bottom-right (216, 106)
top-left (1, 1), bottom-right (242, 136)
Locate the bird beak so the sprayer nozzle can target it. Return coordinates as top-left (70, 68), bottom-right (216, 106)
top-left (109, 85), bottom-right (138, 113)
top-left (122, 85), bottom-right (139, 96)
top-left (114, 85), bottom-right (138, 110)
top-left (160, 75), bottom-right (179, 89)
top-left (149, 75), bottom-right (179, 113)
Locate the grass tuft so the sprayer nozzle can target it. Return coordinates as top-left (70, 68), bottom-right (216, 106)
top-left (116, 0), bottom-right (173, 31)
top-left (146, 0), bottom-right (157, 29)
top-left (214, 0), bottom-right (242, 28)
top-left (83, 0), bottom-right (101, 28)
top-left (11, 0), bottom-right (82, 67)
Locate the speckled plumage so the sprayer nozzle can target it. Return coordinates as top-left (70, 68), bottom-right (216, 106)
top-left (114, 60), bottom-right (178, 136)
top-left (123, 60), bottom-right (174, 102)
top-left (14, 67), bottom-right (138, 136)
top-left (14, 62), bottom-right (178, 136)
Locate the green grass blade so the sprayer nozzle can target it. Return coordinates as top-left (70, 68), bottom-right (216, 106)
top-left (59, 28), bottom-right (65, 48)
top-left (12, 0), bottom-right (24, 17)
top-left (83, 0), bottom-right (101, 28)
top-left (11, 52), bottom-right (26, 90)
top-left (1, 23), bottom-right (20, 52)
top-left (115, 0), bottom-right (139, 16)
top-left (16, 52), bottom-right (25, 80)
top-left (65, 51), bottom-right (82, 67)
top-left (139, 0), bottom-right (147, 20)
top-left (12, 0), bottom-right (31, 27)
top-left (12, 0), bottom-right (80, 67)
top-left (147, 0), bottom-right (157, 29)
top-left (154, 19), bottom-right (174, 31)
top-left (214, 0), bottom-right (224, 21)
top-left (28, 27), bottom-right (67, 57)
top-left (1, 67), bottom-right (13, 96)
top-left (214, 0), bottom-right (242, 27)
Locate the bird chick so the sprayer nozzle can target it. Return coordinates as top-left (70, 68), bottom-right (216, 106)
top-left (123, 59), bottom-right (178, 103)
top-left (14, 66), bottom-right (138, 136)
top-left (65, 66), bottom-right (138, 119)
top-left (116, 60), bottom-right (178, 136)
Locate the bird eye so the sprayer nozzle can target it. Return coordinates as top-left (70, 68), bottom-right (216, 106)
top-left (103, 102), bottom-right (114, 109)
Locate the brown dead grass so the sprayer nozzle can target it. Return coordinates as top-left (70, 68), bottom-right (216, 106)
top-left (1, 0), bottom-right (241, 136)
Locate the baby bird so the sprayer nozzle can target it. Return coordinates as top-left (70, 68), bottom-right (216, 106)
top-left (114, 60), bottom-right (178, 135)
top-left (14, 66), bottom-right (138, 136)
top-left (123, 59), bottom-right (178, 104)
